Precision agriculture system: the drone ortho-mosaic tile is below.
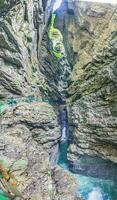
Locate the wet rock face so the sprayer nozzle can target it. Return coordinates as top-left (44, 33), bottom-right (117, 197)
top-left (56, 1), bottom-right (117, 175)
top-left (0, 0), bottom-right (21, 17)
top-left (0, 0), bottom-right (53, 99)
top-left (0, 0), bottom-right (78, 199)
top-left (39, 26), bottom-right (71, 103)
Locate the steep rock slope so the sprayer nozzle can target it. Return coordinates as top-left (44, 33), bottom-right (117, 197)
top-left (0, 0), bottom-right (78, 199)
top-left (55, 0), bottom-right (117, 179)
top-left (0, 0), bottom-right (53, 98)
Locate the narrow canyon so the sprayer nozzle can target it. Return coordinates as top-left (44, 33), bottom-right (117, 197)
top-left (0, 0), bottom-right (117, 200)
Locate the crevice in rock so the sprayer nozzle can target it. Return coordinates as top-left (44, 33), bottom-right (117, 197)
top-left (24, 1), bottom-right (29, 22)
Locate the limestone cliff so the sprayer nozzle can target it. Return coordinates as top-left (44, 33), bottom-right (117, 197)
top-left (55, 0), bottom-right (117, 180)
top-left (0, 0), bottom-right (117, 199)
top-left (0, 0), bottom-right (78, 199)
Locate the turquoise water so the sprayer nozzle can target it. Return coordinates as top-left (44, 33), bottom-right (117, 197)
top-left (58, 141), bottom-right (69, 170)
top-left (58, 141), bottom-right (117, 200)
top-left (76, 174), bottom-right (117, 200)
top-left (0, 190), bottom-right (9, 200)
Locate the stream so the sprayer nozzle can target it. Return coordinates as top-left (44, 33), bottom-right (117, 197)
top-left (51, 0), bottom-right (117, 200)
top-left (58, 106), bottom-right (117, 200)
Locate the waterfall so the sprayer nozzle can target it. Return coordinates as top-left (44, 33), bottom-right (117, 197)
top-left (48, 2), bottom-right (117, 200)
top-left (58, 105), bottom-right (69, 170)
top-left (49, 8), bottom-right (71, 142)
top-left (48, 0), bottom-right (71, 169)
top-left (59, 105), bottom-right (68, 142)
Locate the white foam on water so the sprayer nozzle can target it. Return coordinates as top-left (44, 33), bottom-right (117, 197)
top-left (61, 126), bottom-right (67, 141)
top-left (88, 188), bottom-right (103, 200)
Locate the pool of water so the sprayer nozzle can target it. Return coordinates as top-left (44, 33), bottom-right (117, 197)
top-left (0, 190), bottom-right (9, 200)
top-left (76, 174), bottom-right (117, 200)
top-left (58, 141), bottom-right (117, 200)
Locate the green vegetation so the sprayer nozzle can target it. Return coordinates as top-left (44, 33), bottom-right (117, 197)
top-left (53, 49), bottom-right (62, 59)
top-left (43, 168), bottom-right (51, 177)
top-left (49, 13), bottom-right (64, 60)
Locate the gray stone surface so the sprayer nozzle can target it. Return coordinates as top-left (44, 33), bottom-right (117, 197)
top-left (0, 0), bottom-right (78, 199)
top-left (55, 0), bottom-right (117, 176)
top-left (0, 102), bottom-right (60, 199)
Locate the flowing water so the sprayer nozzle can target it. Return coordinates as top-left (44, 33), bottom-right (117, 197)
top-left (51, 1), bottom-right (117, 200)
top-left (59, 106), bottom-right (68, 141)
top-left (58, 108), bottom-right (117, 200)
top-left (76, 174), bottom-right (117, 200)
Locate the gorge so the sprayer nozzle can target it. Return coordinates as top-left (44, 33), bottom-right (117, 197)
top-left (0, 0), bottom-right (117, 200)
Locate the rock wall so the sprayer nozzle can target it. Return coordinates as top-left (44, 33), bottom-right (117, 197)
top-left (0, 0), bottom-right (55, 98)
top-left (55, 0), bottom-right (117, 180)
top-left (0, 0), bottom-right (78, 199)
top-left (1, 0), bottom-right (117, 198)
